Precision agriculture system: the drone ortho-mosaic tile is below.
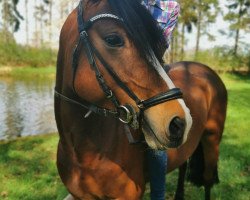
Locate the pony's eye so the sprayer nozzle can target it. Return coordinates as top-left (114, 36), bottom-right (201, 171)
top-left (104, 34), bottom-right (124, 47)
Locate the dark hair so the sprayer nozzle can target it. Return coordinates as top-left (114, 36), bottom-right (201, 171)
top-left (108, 0), bottom-right (167, 64)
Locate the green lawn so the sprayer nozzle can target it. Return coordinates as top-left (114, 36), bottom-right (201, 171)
top-left (0, 66), bottom-right (55, 77)
top-left (0, 134), bottom-right (67, 200)
top-left (163, 73), bottom-right (250, 199)
top-left (0, 73), bottom-right (249, 200)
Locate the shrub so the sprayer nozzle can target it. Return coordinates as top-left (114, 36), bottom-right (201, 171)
top-left (0, 31), bottom-right (56, 67)
top-left (183, 46), bottom-right (250, 73)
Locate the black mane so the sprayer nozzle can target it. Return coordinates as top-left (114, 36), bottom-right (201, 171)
top-left (108, 0), bottom-right (167, 64)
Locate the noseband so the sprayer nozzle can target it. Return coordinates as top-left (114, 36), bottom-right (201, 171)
top-left (55, 0), bottom-right (182, 143)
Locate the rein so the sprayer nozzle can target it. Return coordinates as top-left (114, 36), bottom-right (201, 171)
top-left (55, 0), bottom-right (183, 144)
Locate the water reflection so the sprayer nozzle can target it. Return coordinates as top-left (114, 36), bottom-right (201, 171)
top-left (0, 76), bottom-right (57, 140)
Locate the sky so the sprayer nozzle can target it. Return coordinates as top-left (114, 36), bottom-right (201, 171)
top-left (13, 0), bottom-right (250, 50)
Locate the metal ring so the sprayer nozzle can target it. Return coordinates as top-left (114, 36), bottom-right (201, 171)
top-left (80, 31), bottom-right (88, 37)
top-left (106, 90), bottom-right (113, 99)
top-left (118, 105), bottom-right (133, 124)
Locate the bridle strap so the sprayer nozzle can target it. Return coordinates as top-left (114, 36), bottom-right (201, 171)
top-left (55, 90), bottom-right (118, 118)
top-left (76, 0), bottom-right (141, 105)
top-left (74, 3), bottom-right (123, 107)
top-left (57, 0), bottom-right (184, 132)
top-left (92, 46), bottom-right (142, 104)
top-left (77, 0), bottom-right (123, 33)
top-left (138, 88), bottom-right (183, 110)
top-left (80, 31), bottom-right (117, 101)
top-left (75, 1), bottom-right (183, 108)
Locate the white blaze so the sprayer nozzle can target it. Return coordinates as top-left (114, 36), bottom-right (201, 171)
top-left (150, 54), bottom-right (193, 144)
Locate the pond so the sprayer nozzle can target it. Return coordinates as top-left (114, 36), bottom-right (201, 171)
top-left (0, 76), bottom-right (57, 140)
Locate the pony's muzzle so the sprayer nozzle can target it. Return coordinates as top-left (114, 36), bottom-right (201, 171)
top-left (168, 117), bottom-right (186, 148)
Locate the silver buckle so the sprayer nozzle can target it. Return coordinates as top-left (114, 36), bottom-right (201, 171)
top-left (118, 105), bottom-right (133, 124)
top-left (80, 31), bottom-right (88, 38)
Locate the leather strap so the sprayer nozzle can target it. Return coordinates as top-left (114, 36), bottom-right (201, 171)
top-left (55, 90), bottom-right (118, 118)
top-left (56, 0), bottom-right (183, 135)
top-left (138, 88), bottom-right (183, 110)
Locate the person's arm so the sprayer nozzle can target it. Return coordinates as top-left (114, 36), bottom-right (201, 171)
top-left (161, 1), bottom-right (180, 45)
top-left (141, 0), bottom-right (180, 45)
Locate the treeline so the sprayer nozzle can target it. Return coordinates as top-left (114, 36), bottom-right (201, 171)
top-left (0, 0), bottom-right (76, 47)
top-left (0, 0), bottom-right (75, 67)
top-left (0, 0), bottom-right (249, 71)
top-left (169, 0), bottom-right (250, 72)
top-left (178, 0), bottom-right (249, 56)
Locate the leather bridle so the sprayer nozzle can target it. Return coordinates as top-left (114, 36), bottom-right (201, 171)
top-left (55, 0), bottom-right (183, 142)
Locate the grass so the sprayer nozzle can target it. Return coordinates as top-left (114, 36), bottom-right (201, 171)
top-left (0, 35), bottom-right (57, 68)
top-left (161, 73), bottom-right (250, 200)
top-left (181, 48), bottom-right (250, 73)
top-left (0, 73), bottom-right (250, 199)
top-left (0, 134), bottom-right (68, 200)
top-left (0, 66), bottom-right (56, 78)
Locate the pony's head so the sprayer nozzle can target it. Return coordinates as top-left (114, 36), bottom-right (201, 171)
top-left (65, 0), bottom-right (192, 149)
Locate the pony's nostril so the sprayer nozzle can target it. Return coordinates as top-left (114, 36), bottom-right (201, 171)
top-left (169, 117), bottom-right (185, 140)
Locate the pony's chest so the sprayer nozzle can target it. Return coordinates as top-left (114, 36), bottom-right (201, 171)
top-left (66, 157), bottom-right (144, 199)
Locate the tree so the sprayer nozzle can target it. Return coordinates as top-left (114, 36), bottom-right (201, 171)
top-left (25, 0), bottom-right (29, 45)
top-left (194, 0), bottom-right (220, 55)
top-left (224, 0), bottom-right (250, 55)
top-left (43, 0), bottom-right (53, 47)
top-left (58, 0), bottom-right (77, 19)
top-left (59, 1), bottom-right (69, 20)
top-left (33, 0), bottom-right (50, 47)
top-left (0, 0), bottom-right (23, 42)
top-left (0, 0), bottom-right (23, 33)
top-left (179, 0), bottom-right (198, 59)
top-left (48, 0), bottom-right (53, 47)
